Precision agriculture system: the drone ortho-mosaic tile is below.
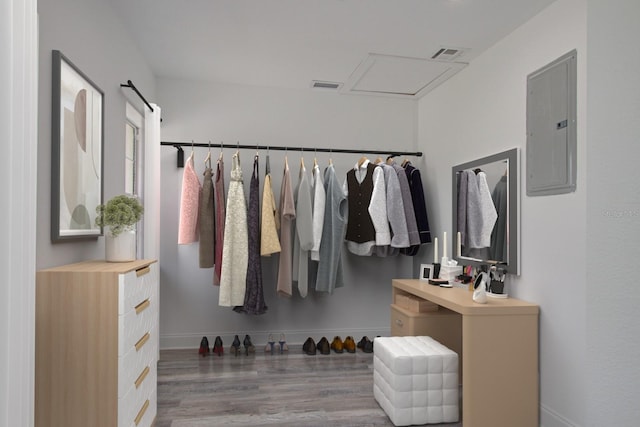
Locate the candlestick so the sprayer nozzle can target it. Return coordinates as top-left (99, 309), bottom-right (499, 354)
top-left (457, 231), bottom-right (462, 258)
top-left (433, 237), bottom-right (438, 263)
top-left (443, 231), bottom-right (447, 261)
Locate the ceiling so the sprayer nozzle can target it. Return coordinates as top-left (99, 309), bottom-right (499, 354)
top-left (108, 0), bottom-right (556, 98)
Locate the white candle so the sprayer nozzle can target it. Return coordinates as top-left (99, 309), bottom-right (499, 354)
top-left (433, 237), bottom-right (438, 263)
top-left (443, 231), bottom-right (447, 261)
top-left (457, 231), bottom-right (462, 258)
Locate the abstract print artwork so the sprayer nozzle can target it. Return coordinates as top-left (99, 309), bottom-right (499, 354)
top-left (51, 50), bottom-right (104, 241)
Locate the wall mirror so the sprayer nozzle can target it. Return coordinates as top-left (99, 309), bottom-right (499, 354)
top-left (452, 148), bottom-right (519, 274)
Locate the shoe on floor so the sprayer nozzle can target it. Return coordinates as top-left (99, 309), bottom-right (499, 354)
top-left (331, 336), bottom-right (344, 353)
top-left (343, 336), bottom-right (356, 353)
top-left (302, 337), bottom-right (317, 355)
top-left (198, 336), bottom-right (210, 357)
top-left (317, 337), bottom-right (330, 355)
top-left (362, 336), bottom-right (374, 353)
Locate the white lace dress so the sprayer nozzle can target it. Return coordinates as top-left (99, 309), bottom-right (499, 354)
top-left (218, 152), bottom-right (248, 307)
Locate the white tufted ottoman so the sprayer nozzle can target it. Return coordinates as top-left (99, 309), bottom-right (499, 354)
top-left (373, 336), bottom-right (459, 426)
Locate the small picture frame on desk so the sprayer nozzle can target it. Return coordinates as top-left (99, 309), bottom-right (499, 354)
top-left (419, 264), bottom-right (434, 281)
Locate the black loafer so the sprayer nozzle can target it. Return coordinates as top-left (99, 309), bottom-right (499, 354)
top-left (317, 337), bottom-right (330, 355)
top-left (302, 337), bottom-right (317, 355)
top-left (363, 337), bottom-right (374, 353)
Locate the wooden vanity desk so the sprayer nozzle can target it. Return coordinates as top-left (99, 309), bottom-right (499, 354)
top-left (391, 279), bottom-right (539, 427)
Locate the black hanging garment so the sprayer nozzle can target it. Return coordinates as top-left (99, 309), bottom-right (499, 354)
top-left (236, 155), bottom-right (267, 314)
top-left (402, 161), bottom-right (432, 256)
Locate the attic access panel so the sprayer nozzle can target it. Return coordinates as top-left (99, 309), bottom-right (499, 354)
top-left (342, 53), bottom-right (467, 99)
top-left (526, 50), bottom-right (577, 196)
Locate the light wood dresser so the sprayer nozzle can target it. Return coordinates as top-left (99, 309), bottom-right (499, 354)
top-left (392, 279), bottom-right (539, 427)
top-left (36, 259), bottom-right (159, 427)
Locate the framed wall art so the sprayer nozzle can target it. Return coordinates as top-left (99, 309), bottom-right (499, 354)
top-left (51, 50), bottom-right (104, 241)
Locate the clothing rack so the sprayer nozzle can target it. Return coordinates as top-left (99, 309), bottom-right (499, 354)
top-left (161, 141), bottom-right (423, 168)
top-left (120, 79), bottom-right (154, 112)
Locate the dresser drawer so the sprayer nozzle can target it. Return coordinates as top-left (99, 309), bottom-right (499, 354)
top-left (119, 294), bottom-right (158, 357)
top-left (119, 357), bottom-right (157, 427)
top-left (119, 262), bottom-right (158, 316)
top-left (128, 388), bottom-right (157, 427)
top-left (119, 325), bottom-right (158, 398)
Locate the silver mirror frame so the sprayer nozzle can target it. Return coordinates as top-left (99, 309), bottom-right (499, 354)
top-left (452, 148), bottom-right (519, 274)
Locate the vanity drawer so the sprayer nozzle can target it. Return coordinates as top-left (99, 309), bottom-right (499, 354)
top-left (391, 304), bottom-right (436, 336)
top-left (391, 304), bottom-right (461, 336)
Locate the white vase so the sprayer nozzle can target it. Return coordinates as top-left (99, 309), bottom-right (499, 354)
top-left (105, 229), bottom-right (136, 262)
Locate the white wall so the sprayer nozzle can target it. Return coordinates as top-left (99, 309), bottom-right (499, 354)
top-left (36, 0), bottom-right (156, 269)
top-left (586, 1), bottom-right (640, 425)
top-left (418, 0), bottom-right (587, 425)
top-left (157, 78), bottom-right (421, 348)
top-left (1, 1), bottom-right (38, 426)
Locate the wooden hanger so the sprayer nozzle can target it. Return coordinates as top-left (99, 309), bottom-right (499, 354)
top-left (358, 156), bottom-right (368, 167)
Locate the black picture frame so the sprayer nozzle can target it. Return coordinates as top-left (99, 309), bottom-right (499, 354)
top-left (51, 50), bottom-right (104, 242)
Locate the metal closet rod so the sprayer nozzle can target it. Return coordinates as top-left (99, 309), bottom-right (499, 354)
top-left (120, 80), bottom-right (154, 112)
top-left (161, 140), bottom-right (422, 168)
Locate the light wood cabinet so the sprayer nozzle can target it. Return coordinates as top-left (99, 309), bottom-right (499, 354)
top-left (36, 260), bottom-right (159, 427)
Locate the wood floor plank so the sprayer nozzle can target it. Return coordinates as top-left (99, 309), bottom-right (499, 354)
top-left (156, 345), bottom-right (461, 426)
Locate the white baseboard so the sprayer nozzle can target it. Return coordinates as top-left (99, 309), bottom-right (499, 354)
top-left (540, 403), bottom-right (580, 427)
top-left (160, 327), bottom-right (391, 350)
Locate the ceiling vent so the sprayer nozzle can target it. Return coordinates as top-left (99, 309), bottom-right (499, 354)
top-left (431, 47), bottom-right (466, 62)
top-left (311, 80), bottom-right (343, 91)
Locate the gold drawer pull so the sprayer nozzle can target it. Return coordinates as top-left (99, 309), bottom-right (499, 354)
top-left (136, 266), bottom-right (151, 277)
top-left (134, 399), bottom-right (150, 425)
top-left (135, 332), bottom-right (150, 351)
top-left (134, 366), bottom-right (150, 389)
top-left (135, 299), bottom-right (150, 314)
top-left (395, 319), bottom-right (404, 327)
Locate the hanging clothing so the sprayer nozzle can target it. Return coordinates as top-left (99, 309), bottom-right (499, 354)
top-left (198, 163), bottom-right (214, 268)
top-left (376, 161), bottom-right (409, 252)
top-left (178, 153), bottom-right (200, 244)
top-left (237, 155), bottom-right (267, 314)
top-left (343, 159), bottom-right (389, 256)
top-left (310, 162), bottom-right (326, 262)
top-left (316, 164), bottom-right (346, 294)
top-left (466, 171), bottom-right (498, 249)
top-left (401, 161), bottom-right (431, 256)
top-left (292, 161), bottom-right (313, 298)
top-left (219, 152), bottom-right (248, 307)
top-left (404, 161), bottom-right (432, 244)
top-left (213, 156), bottom-right (226, 285)
top-left (490, 174), bottom-right (508, 262)
top-left (457, 170), bottom-right (469, 247)
top-left (390, 161), bottom-right (420, 246)
top-left (260, 155), bottom-right (281, 256)
top-left (276, 159), bottom-right (296, 297)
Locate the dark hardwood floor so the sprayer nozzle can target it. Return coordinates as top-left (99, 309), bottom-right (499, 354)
top-left (156, 342), bottom-right (461, 426)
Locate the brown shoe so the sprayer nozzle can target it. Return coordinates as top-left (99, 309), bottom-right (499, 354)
top-left (330, 336), bottom-right (344, 353)
top-left (343, 336), bottom-right (356, 353)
